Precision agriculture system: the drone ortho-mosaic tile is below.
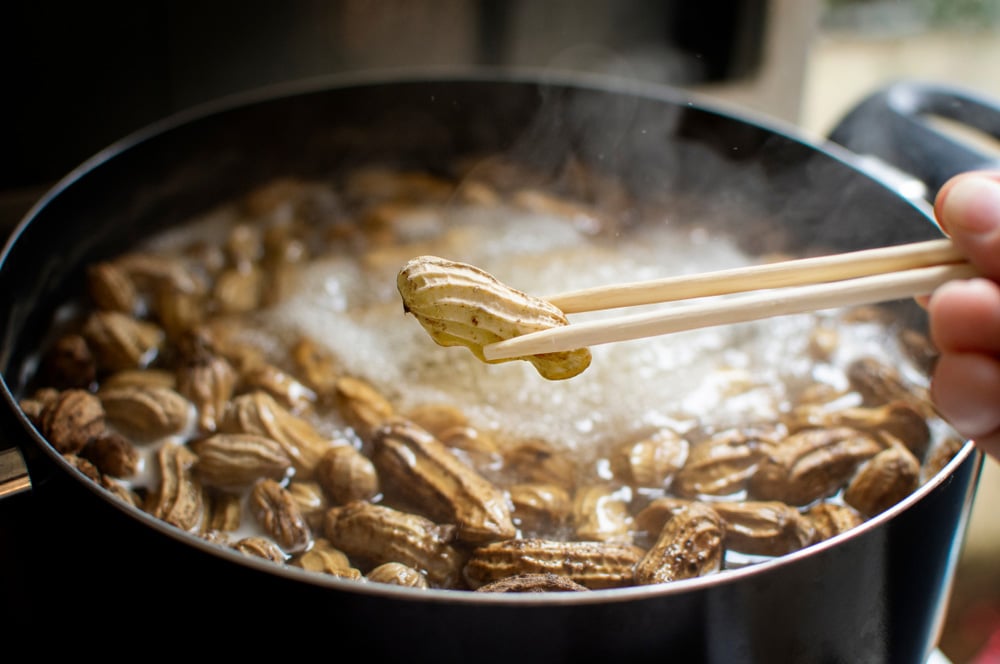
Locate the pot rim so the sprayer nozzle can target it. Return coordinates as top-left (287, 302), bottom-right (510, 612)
top-left (0, 68), bottom-right (981, 604)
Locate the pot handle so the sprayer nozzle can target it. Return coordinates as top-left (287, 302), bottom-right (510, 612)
top-left (0, 447), bottom-right (31, 498)
top-left (0, 395), bottom-right (35, 499)
top-left (828, 79), bottom-right (1000, 202)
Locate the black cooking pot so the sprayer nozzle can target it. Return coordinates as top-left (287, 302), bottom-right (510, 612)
top-left (0, 72), bottom-right (987, 661)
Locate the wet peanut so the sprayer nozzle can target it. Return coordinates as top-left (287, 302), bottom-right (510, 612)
top-left (397, 255), bottom-right (591, 380)
top-left (571, 485), bottom-right (633, 544)
top-left (367, 561), bottom-right (429, 588)
top-left (843, 444), bottom-right (920, 517)
top-left (749, 427), bottom-right (882, 506)
top-left (464, 538), bottom-right (645, 590)
top-left (372, 418), bottom-right (515, 544)
top-left (191, 433), bottom-right (293, 491)
top-left (635, 502), bottom-right (724, 585)
top-left (250, 478), bottom-right (312, 553)
top-left (711, 501), bottom-right (815, 556)
top-left (293, 538), bottom-right (363, 580)
top-left (324, 501), bottom-right (464, 589)
top-left (673, 429), bottom-right (773, 498)
top-left (806, 503), bottom-right (864, 543)
top-left (509, 483), bottom-right (572, 533)
top-left (476, 573), bottom-right (589, 593)
top-left (316, 444), bottom-right (380, 505)
top-left (613, 428), bottom-right (689, 488)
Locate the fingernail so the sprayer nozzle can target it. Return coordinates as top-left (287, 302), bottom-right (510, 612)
top-left (941, 175), bottom-right (1000, 235)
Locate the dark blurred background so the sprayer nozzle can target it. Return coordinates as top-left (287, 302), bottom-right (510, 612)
top-left (0, 0), bottom-right (817, 230)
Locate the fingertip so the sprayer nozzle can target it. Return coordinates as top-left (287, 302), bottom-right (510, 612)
top-left (934, 170), bottom-right (1000, 236)
top-left (928, 278), bottom-right (1000, 353)
top-left (931, 352), bottom-right (1000, 438)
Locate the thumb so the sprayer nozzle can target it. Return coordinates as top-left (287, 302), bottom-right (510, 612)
top-left (934, 171), bottom-right (1000, 280)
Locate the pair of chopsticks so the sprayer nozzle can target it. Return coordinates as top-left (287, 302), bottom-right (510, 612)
top-left (481, 238), bottom-right (980, 361)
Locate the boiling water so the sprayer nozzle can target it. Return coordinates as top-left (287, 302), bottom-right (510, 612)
top-left (229, 201), bottom-right (923, 473)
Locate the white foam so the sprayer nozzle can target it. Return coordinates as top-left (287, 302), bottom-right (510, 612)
top-left (251, 203), bottom-right (918, 474)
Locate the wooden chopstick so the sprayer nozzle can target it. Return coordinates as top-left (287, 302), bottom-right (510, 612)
top-left (481, 241), bottom-right (980, 362)
top-left (545, 238), bottom-right (966, 314)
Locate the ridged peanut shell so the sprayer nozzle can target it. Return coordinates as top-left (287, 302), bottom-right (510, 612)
top-left (463, 538), bottom-right (645, 590)
top-left (324, 501), bottom-right (464, 588)
top-left (843, 444), bottom-right (920, 517)
top-left (191, 433), bottom-right (293, 490)
top-left (397, 255), bottom-right (591, 380)
top-left (372, 418), bottom-right (515, 544)
top-left (749, 427), bottom-right (882, 505)
top-left (712, 500), bottom-right (815, 556)
top-left (635, 502), bottom-right (723, 585)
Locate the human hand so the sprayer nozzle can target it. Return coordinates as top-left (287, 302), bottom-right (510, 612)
top-left (928, 171), bottom-right (1000, 458)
